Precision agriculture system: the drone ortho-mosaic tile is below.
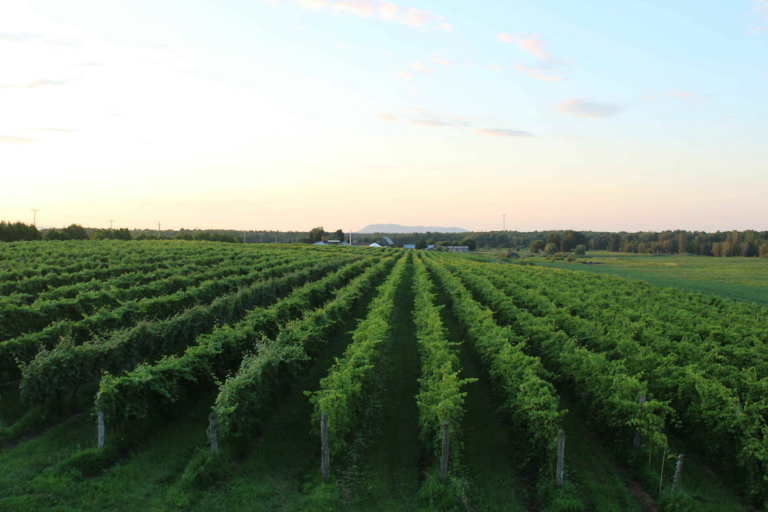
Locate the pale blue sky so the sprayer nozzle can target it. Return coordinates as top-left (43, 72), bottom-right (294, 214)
top-left (1, 0), bottom-right (766, 231)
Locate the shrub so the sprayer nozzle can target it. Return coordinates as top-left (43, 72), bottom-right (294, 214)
top-left (657, 491), bottom-right (696, 512)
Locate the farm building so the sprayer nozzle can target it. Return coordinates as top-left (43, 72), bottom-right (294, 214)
top-left (403, 244), bottom-right (416, 249)
top-left (444, 246), bottom-right (469, 252)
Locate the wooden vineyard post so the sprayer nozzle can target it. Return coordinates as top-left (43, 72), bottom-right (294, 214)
top-left (209, 413), bottom-right (219, 454)
top-left (734, 406), bottom-right (742, 457)
top-left (321, 413), bottom-right (329, 483)
top-left (440, 421), bottom-right (450, 481)
top-left (556, 430), bottom-right (565, 489)
top-left (97, 409), bottom-right (105, 449)
top-left (672, 454), bottom-right (684, 492)
top-left (634, 395), bottom-right (646, 449)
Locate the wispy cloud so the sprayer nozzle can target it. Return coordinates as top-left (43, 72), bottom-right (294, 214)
top-left (0, 32), bottom-right (77, 47)
top-left (402, 109), bottom-right (533, 139)
top-left (496, 33), bottom-right (549, 60)
top-left (555, 98), bottom-right (621, 118)
top-left (0, 134), bottom-right (36, 145)
top-left (395, 70), bottom-right (411, 79)
top-left (488, 64), bottom-right (501, 72)
top-left (643, 89), bottom-right (711, 107)
top-left (333, 0), bottom-right (377, 17)
top-left (34, 128), bottom-right (76, 133)
top-left (750, 0), bottom-right (768, 32)
top-left (400, 7), bottom-right (440, 27)
top-left (0, 79), bottom-right (66, 89)
top-left (663, 90), bottom-right (713, 103)
top-left (513, 63), bottom-right (565, 83)
top-left (296, 0), bottom-right (331, 11)
top-left (433, 57), bottom-right (451, 67)
top-left (377, 113), bottom-right (398, 121)
top-left (410, 61), bottom-right (431, 73)
top-left (379, 1), bottom-right (399, 21)
top-left (475, 128), bottom-right (533, 138)
top-left (271, 0), bottom-right (450, 30)
top-left (495, 32), bottom-right (570, 82)
top-left (666, 90), bottom-right (696, 101)
top-left (409, 109), bottom-right (474, 128)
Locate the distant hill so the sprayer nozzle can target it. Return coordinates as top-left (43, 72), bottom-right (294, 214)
top-left (357, 224), bottom-right (468, 234)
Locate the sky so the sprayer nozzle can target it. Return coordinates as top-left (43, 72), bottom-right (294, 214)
top-left (1, 0), bottom-right (767, 233)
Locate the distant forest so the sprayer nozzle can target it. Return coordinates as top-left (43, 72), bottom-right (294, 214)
top-left (1, 221), bottom-right (767, 258)
top-left (368, 229), bottom-right (768, 258)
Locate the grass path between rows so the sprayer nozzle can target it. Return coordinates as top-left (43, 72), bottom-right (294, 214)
top-left (433, 287), bottom-right (530, 512)
top-left (340, 256), bottom-right (422, 511)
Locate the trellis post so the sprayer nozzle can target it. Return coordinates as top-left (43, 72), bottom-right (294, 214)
top-left (209, 413), bottom-right (219, 454)
top-left (321, 413), bottom-right (329, 483)
top-left (672, 454), bottom-right (684, 491)
top-left (97, 409), bottom-right (105, 449)
top-left (634, 395), bottom-right (646, 449)
top-left (440, 422), bottom-right (450, 481)
top-left (556, 430), bottom-right (565, 489)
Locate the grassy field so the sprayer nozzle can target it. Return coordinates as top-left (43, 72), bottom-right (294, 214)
top-left (514, 252), bottom-right (768, 306)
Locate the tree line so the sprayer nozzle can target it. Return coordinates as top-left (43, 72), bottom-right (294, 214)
top-left (0, 222), bottom-right (240, 244)
top-left (2, 221), bottom-right (767, 257)
top-left (357, 229), bottom-right (768, 258)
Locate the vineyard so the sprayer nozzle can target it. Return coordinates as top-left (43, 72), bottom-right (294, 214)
top-left (0, 241), bottom-right (766, 511)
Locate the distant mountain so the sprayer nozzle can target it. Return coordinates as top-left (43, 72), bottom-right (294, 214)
top-left (356, 224), bottom-right (468, 234)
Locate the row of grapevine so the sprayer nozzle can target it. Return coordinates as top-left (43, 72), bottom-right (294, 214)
top-left (0, 240), bottom-right (313, 281)
top-left (462, 259), bottom-right (768, 501)
top-left (305, 254), bottom-right (408, 454)
top-left (495, 264), bottom-right (768, 385)
top-left (0, 244), bottom-right (254, 297)
top-left (2, 244), bottom-right (277, 307)
top-left (421, 255), bottom-right (565, 464)
top-left (0, 252), bottom-right (283, 341)
top-left (412, 254), bottom-right (474, 461)
top-left (1, 252), bottom-right (334, 379)
top-left (97, 255), bottom-right (396, 426)
top-left (21, 255), bottom-right (369, 404)
top-left (0, 242), bottom-right (328, 299)
top-left (0, 242), bottom-right (205, 281)
top-left (510, 264), bottom-right (767, 345)
top-left (432, 254), bottom-right (672, 454)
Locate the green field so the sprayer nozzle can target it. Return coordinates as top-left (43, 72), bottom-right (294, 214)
top-left (516, 252), bottom-right (768, 306)
top-left (0, 242), bottom-right (765, 511)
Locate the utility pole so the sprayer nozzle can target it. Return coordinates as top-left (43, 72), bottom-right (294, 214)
top-left (30, 209), bottom-right (39, 227)
top-left (503, 214), bottom-right (505, 231)
top-left (349, 230), bottom-right (352, 245)
top-left (157, 222), bottom-right (161, 237)
top-left (109, 220), bottom-right (114, 229)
